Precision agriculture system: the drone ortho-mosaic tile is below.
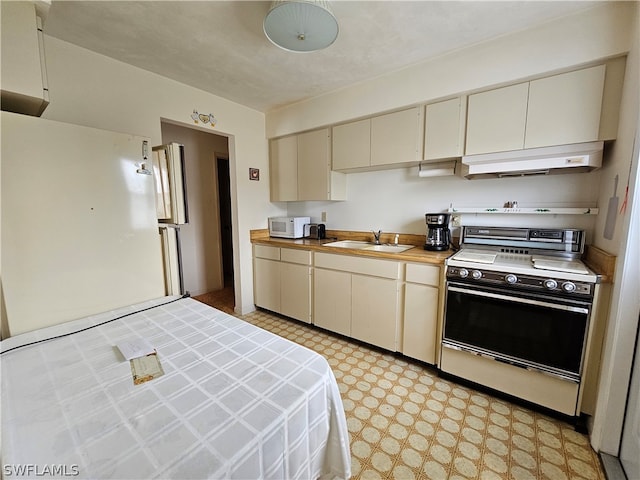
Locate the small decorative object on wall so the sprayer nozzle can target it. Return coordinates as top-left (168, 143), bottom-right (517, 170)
top-left (249, 168), bottom-right (260, 181)
top-left (190, 109), bottom-right (217, 127)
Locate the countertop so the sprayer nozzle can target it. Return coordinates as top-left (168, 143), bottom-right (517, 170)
top-left (250, 230), bottom-right (616, 281)
top-left (251, 229), bottom-right (453, 266)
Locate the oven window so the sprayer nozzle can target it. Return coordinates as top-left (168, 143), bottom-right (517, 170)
top-left (444, 286), bottom-right (588, 375)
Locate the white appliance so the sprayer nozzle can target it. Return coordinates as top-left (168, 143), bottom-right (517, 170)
top-left (268, 216), bottom-right (310, 239)
top-left (158, 224), bottom-right (184, 296)
top-left (152, 142), bottom-right (188, 225)
top-left (152, 142), bottom-right (188, 296)
top-left (1, 111), bottom-right (165, 336)
top-left (442, 226), bottom-right (598, 417)
top-left (461, 141), bottom-right (604, 179)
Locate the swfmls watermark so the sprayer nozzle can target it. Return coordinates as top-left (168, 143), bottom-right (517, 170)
top-left (3, 464), bottom-right (80, 477)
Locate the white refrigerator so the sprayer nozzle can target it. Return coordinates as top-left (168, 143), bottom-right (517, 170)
top-left (1, 111), bottom-right (165, 336)
top-left (152, 142), bottom-right (188, 296)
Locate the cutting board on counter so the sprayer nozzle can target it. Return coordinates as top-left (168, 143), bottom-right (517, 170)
top-left (531, 258), bottom-right (590, 274)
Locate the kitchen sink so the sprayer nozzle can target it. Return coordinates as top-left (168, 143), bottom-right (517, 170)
top-left (322, 240), bottom-right (372, 249)
top-left (323, 240), bottom-right (414, 253)
top-left (363, 244), bottom-right (414, 253)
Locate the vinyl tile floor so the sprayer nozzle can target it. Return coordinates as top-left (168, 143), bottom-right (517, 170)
top-left (194, 292), bottom-right (605, 480)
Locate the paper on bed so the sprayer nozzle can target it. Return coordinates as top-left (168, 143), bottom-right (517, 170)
top-left (116, 338), bottom-right (155, 360)
top-left (130, 353), bottom-right (165, 385)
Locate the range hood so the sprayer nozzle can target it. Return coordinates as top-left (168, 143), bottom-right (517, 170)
top-left (461, 141), bottom-right (604, 179)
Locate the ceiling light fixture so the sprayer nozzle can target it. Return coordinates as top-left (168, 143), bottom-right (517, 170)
top-left (263, 0), bottom-right (339, 53)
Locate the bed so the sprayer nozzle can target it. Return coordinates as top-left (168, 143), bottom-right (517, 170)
top-left (1, 296), bottom-right (351, 479)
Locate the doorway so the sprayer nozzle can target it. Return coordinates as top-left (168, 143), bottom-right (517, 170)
top-left (217, 155), bottom-right (234, 288)
top-left (160, 121), bottom-right (235, 313)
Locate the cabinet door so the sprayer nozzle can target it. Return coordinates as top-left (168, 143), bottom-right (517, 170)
top-left (332, 119), bottom-right (371, 170)
top-left (280, 263), bottom-right (312, 324)
top-left (371, 107), bottom-right (422, 167)
top-left (254, 258), bottom-right (280, 312)
top-left (351, 275), bottom-right (399, 351)
top-left (403, 283), bottom-right (439, 364)
top-left (0, 2), bottom-right (49, 116)
top-left (269, 135), bottom-right (298, 202)
top-left (525, 65), bottom-right (605, 149)
top-left (424, 97), bottom-right (466, 160)
top-left (465, 82), bottom-right (529, 155)
top-left (314, 268), bottom-right (351, 337)
top-left (297, 128), bottom-right (330, 201)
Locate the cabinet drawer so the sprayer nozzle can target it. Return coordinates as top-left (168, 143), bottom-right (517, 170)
top-left (281, 247), bottom-right (311, 265)
top-left (254, 244), bottom-right (280, 260)
top-left (315, 252), bottom-right (400, 279)
top-left (406, 263), bottom-right (440, 286)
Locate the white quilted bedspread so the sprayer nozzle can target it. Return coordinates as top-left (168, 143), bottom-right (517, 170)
top-left (1, 297), bottom-right (351, 479)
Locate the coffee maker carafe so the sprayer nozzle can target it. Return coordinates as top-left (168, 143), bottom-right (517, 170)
top-left (424, 213), bottom-right (451, 251)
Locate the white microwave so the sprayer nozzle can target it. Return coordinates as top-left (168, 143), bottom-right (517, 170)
top-left (268, 216), bottom-right (310, 239)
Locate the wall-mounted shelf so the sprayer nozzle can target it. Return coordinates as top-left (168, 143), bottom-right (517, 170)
top-left (448, 206), bottom-right (599, 215)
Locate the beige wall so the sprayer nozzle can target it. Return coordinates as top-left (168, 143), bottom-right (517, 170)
top-left (161, 122), bottom-right (229, 297)
top-left (40, 36), bottom-right (286, 314)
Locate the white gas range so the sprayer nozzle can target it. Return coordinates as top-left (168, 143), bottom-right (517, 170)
top-left (441, 226), bottom-right (599, 418)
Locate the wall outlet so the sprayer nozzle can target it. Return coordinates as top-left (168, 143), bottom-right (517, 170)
top-left (452, 215), bottom-right (461, 227)
top-left (321, 211), bottom-right (327, 222)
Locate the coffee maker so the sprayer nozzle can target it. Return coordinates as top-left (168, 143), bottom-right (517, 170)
top-left (424, 213), bottom-right (451, 251)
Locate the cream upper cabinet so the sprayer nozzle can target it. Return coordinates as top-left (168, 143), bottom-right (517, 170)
top-left (465, 83), bottom-right (529, 155)
top-left (466, 65), bottom-right (607, 155)
top-left (402, 263), bottom-right (441, 365)
top-left (525, 65), bottom-right (605, 149)
top-left (0, 2), bottom-right (49, 116)
top-left (371, 107), bottom-right (422, 166)
top-left (332, 118), bottom-right (371, 170)
top-left (269, 135), bottom-right (298, 202)
top-left (424, 97), bottom-right (467, 160)
top-left (332, 107), bottom-right (422, 171)
top-left (270, 128), bottom-right (346, 201)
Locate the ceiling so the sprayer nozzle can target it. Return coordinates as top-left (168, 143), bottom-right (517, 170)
top-left (42, 1), bottom-right (603, 113)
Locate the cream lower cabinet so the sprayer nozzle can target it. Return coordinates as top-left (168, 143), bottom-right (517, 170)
top-left (402, 263), bottom-right (441, 365)
top-left (351, 275), bottom-right (399, 351)
top-left (314, 268), bottom-right (351, 336)
top-left (253, 245), bottom-right (312, 323)
top-left (314, 252), bottom-right (401, 351)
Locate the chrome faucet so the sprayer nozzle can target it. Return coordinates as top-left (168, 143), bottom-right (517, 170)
top-left (372, 230), bottom-right (382, 245)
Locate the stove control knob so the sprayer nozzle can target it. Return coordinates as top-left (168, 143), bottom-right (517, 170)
top-left (471, 270), bottom-right (482, 280)
top-left (562, 281), bottom-right (577, 293)
top-left (458, 268), bottom-right (469, 278)
top-left (543, 279), bottom-right (558, 290)
top-left (505, 274), bottom-right (518, 285)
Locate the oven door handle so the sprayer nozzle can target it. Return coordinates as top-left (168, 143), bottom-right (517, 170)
top-left (447, 285), bottom-right (590, 314)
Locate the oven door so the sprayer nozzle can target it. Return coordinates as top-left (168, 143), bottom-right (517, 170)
top-left (443, 282), bottom-right (591, 382)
